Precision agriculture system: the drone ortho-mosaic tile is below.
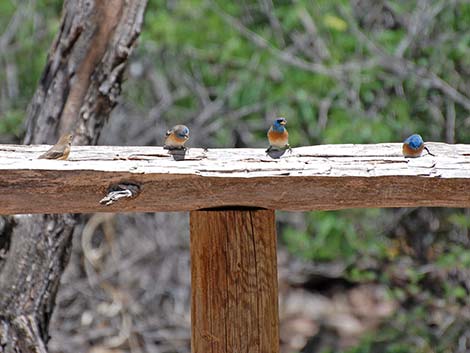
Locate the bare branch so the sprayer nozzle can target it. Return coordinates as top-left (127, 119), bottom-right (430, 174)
top-left (0, 6), bottom-right (27, 52)
top-left (395, 0), bottom-right (447, 57)
top-left (212, 2), bottom-right (377, 78)
top-left (446, 100), bottom-right (456, 144)
top-left (298, 9), bottom-right (331, 60)
top-left (339, 5), bottom-right (470, 112)
top-left (259, 0), bottom-right (285, 47)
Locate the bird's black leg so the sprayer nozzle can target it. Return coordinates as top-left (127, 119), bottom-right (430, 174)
top-left (424, 146), bottom-right (435, 156)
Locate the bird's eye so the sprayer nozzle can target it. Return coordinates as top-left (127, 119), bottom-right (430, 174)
top-left (178, 129), bottom-right (189, 138)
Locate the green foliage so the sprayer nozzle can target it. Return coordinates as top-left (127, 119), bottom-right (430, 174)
top-left (0, 1), bottom-right (62, 135)
top-left (2, 1), bottom-right (470, 352)
top-left (140, 0), bottom-right (470, 149)
top-left (283, 209), bottom-right (389, 263)
top-left (436, 244), bottom-right (470, 269)
top-left (347, 304), bottom-right (469, 353)
top-left (0, 110), bottom-right (23, 135)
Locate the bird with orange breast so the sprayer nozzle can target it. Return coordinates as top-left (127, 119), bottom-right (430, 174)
top-left (164, 125), bottom-right (190, 150)
top-left (38, 133), bottom-right (73, 160)
top-left (266, 117), bottom-right (292, 153)
top-left (402, 134), bottom-right (434, 158)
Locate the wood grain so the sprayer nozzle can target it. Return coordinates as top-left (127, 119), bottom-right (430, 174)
top-left (1, 143), bottom-right (470, 214)
top-left (190, 209), bottom-right (279, 353)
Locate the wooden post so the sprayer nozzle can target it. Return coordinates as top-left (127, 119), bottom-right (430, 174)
top-left (190, 208), bottom-right (279, 353)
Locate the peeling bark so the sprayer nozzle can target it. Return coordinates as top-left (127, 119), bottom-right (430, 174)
top-left (0, 215), bottom-right (76, 352)
top-left (24, 0), bottom-right (147, 146)
top-left (0, 143), bottom-right (469, 213)
top-left (0, 216), bottom-right (15, 271)
top-left (0, 0), bottom-right (148, 351)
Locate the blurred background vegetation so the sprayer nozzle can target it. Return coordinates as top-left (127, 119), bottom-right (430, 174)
top-left (1, 0), bottom-right (469, 352)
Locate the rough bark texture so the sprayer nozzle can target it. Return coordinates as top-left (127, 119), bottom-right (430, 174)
top-left (24, 0), bottom-right (146, 145)
top-left (0, 0), bottom-right (147, 351)
top-left (0, 143), bottom-right (470, 213)
top-left (0, 215), bottom-right (76, 353)
top-left (190, 209), bottom-right (279, 353)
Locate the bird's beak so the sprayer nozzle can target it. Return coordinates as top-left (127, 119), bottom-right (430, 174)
top-left (280, 121), bottom-right (286, 125)
top-left (184, 134), bottom-right (189, 139)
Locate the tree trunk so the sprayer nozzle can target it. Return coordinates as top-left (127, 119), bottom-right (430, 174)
top-left (0, 1), bottom-right (148, 351)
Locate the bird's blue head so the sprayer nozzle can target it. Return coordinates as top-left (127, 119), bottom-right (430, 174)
top-left (404, 134), bottom-right (423, 150)
top-left (272, 117), bottom-right (287, 132)
top-left (176, 126), bottom-right (190, 139)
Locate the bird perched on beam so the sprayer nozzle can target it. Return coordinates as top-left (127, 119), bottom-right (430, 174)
top-left (402, 134), bottom-right (434, 158)
top-left (38, 133), bottom-right (73, 160)
top-left (164, 125), bottom-right (190, 150)
top-left (266, 117), bottom-right (291, 153)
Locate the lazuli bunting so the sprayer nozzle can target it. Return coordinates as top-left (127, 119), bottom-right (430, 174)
top-left (164, 125), bottom-right (190, 150)
top-left (266, 117), bottom-right (291, 153)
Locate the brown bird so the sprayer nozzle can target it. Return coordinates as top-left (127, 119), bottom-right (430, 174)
top-left (164, 125), bottom-right (190, 150)
top-left (38, 133), bottom-right (73, 160)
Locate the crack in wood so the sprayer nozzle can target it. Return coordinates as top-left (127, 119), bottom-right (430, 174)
top-left (100, 183), bottom-right (141, 206)
top-left (1, 143), bottom-right (470, 213)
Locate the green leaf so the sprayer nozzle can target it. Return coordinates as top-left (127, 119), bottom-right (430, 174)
top-left (323, 14), bottom-right (347, 31)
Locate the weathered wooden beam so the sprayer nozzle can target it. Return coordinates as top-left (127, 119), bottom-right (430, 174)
top-left (190, 208), bottom-right (279, 353)
top-left (1, 143), bottom-right (470, 214)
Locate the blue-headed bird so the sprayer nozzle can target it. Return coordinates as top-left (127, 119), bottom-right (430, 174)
top-left (164, 125), bottom-right (190, 150)
top-left (266, 117), bottom-right (291, 153)
top-left (402, 134), bottom-right (434, 157)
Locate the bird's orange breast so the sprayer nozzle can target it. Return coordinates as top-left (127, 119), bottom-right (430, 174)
top-left (268, 129), bottom-right (289, 147)
top-left (402, 144), bottom-right (423, 157)
top-left (165, 133), bottom-right (187, 146)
